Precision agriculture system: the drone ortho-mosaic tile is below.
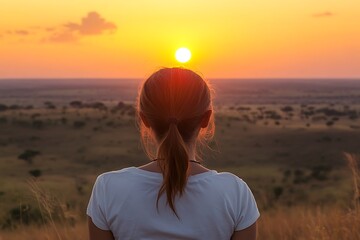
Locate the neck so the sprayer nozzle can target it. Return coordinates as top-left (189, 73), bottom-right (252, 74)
top-left (187, 142), bottom-right (196, 160)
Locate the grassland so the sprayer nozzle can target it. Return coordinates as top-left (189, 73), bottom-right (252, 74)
top-left (0, 79), bottom-right (360, 239)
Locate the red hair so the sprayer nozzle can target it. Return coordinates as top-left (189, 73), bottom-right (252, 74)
top-left (137, 67), bottom-right (215, 215)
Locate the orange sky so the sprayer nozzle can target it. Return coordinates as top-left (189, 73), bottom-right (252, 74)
top-left (0, 0), bottom-right (359, 78)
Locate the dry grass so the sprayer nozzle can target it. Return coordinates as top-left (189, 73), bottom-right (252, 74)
top-left (0, 222), bottom-right (87, 240)
top-left (2, 206), bottom-right (359, 240)
top-left (259, 206), bottom-right (360, 240)
top-left (344, 153), bottom-right (360, 211)
top-left (1, 154), bottom-right (359, 240)
top-left (258, 153), bottom-right (360, 240)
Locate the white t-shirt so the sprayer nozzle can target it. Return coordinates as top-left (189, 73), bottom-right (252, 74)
top-left (87, 167), bottom-right (260, 240)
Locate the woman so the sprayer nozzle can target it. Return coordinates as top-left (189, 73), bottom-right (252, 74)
top-left (87, 68), bottom-right (260, 240)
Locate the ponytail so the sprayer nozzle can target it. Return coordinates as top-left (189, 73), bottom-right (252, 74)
top-left (156, 122), bottom-right (189, 217)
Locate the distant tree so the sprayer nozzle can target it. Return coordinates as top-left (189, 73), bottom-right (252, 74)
top-left (69, 100), bottom-right (83, 108)
top-left (44, 101), bottom-right (56, 109)
top-left (89, 102), bottom-right (107, 111)
top-left (281, 106), bottom-right (294, 113)
top-left (0, 104), bottom-right (8, 111)
top-left (117, 101), bottom-right (125, 109)
top-left (326, 121), bottom-right (334, 127)
top-left (18, 150), bottom-right (41, 164)
top-left (317, 108), bottom-right (345, 117)
top-left (264, 110), bottom-right (282, 120)
top-left (29, 169), bottom-right (42, 178)
top-left (237, 106), bottom-right (251, 111)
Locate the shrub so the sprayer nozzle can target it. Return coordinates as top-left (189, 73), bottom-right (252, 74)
top-left (0, 104), bottom-right (8, 111)
top-left (311, 165), bottom-right (332, 181)
top-left (69, 100), bottom-right (83, 108)
top-left (29, 169), bottom-right (42, 178)
top-left (283, 169), bottom-right (292, 178)
top-left (1, 204), bottom-right (43, 229)
top-left (44, 101), bottom-right (56, 109)
top-left (18, 150), bottom-right (41, 164)
top-left (88, 102), bottom-right (107, 111)
top-left (273, 186), bottom-right (284, 200)
top-left (326, 121), bottom-right (334, 127)
top-left (281, 106), bottom-right (294, 113)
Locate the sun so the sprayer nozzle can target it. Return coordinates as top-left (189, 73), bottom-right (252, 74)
top-left (175, 48), bottom-right (191, 63)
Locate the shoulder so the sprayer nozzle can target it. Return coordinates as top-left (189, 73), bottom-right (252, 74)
top-left (211, 171), bottom-right (247, 187)
top-left (200, 171), bottom-right (252, 197)
top-left (94, 167), bottom-right (139, 187)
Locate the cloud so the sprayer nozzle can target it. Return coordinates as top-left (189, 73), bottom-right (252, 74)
top-left (1, 11), bottom-right (117, 43)
top-left (313, 11), bottom-right (335, 18)
top-left (64, 12), bottom-right (117, 35)
top-left (45, 11), bottom-right (117, 43)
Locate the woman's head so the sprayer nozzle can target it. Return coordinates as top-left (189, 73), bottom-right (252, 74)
top-left (136, 67), bottom-right (215, 215)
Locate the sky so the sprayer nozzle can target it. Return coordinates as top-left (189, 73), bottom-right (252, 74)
top-left (0, 0), bottom-right (359, 79)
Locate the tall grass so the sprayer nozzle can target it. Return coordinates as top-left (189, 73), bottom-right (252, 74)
top-left (1, 154), bottom-right (359, 240)
top-left (344, 152), bottom-right (360, 211)
top-left (258, 153), bottom-right (360, 240)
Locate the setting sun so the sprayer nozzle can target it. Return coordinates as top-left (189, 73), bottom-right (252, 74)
top-left (175, 48), bottom-right (191, 63)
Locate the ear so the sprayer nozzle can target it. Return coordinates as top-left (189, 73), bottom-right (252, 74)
top-left (200, 110), bottom-right (212, 128)
top-left (140, 112), bottom-right (151, 128)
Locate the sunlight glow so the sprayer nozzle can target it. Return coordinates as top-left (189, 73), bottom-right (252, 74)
top-left (175, 48), bottom-right (191, 63)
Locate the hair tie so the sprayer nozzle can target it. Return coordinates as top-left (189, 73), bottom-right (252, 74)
top-left (168, 117), bottom-right (179, 125)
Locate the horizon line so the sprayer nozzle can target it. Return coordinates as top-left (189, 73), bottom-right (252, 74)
top-left (1, 77), bottom-right (360, 80)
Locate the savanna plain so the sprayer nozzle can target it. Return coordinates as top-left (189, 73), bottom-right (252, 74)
top-left (0, 79), bottom-right (360, 240)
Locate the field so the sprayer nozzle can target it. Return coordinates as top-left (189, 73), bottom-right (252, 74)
top-left (0, 78), bottom-right (360, 239)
